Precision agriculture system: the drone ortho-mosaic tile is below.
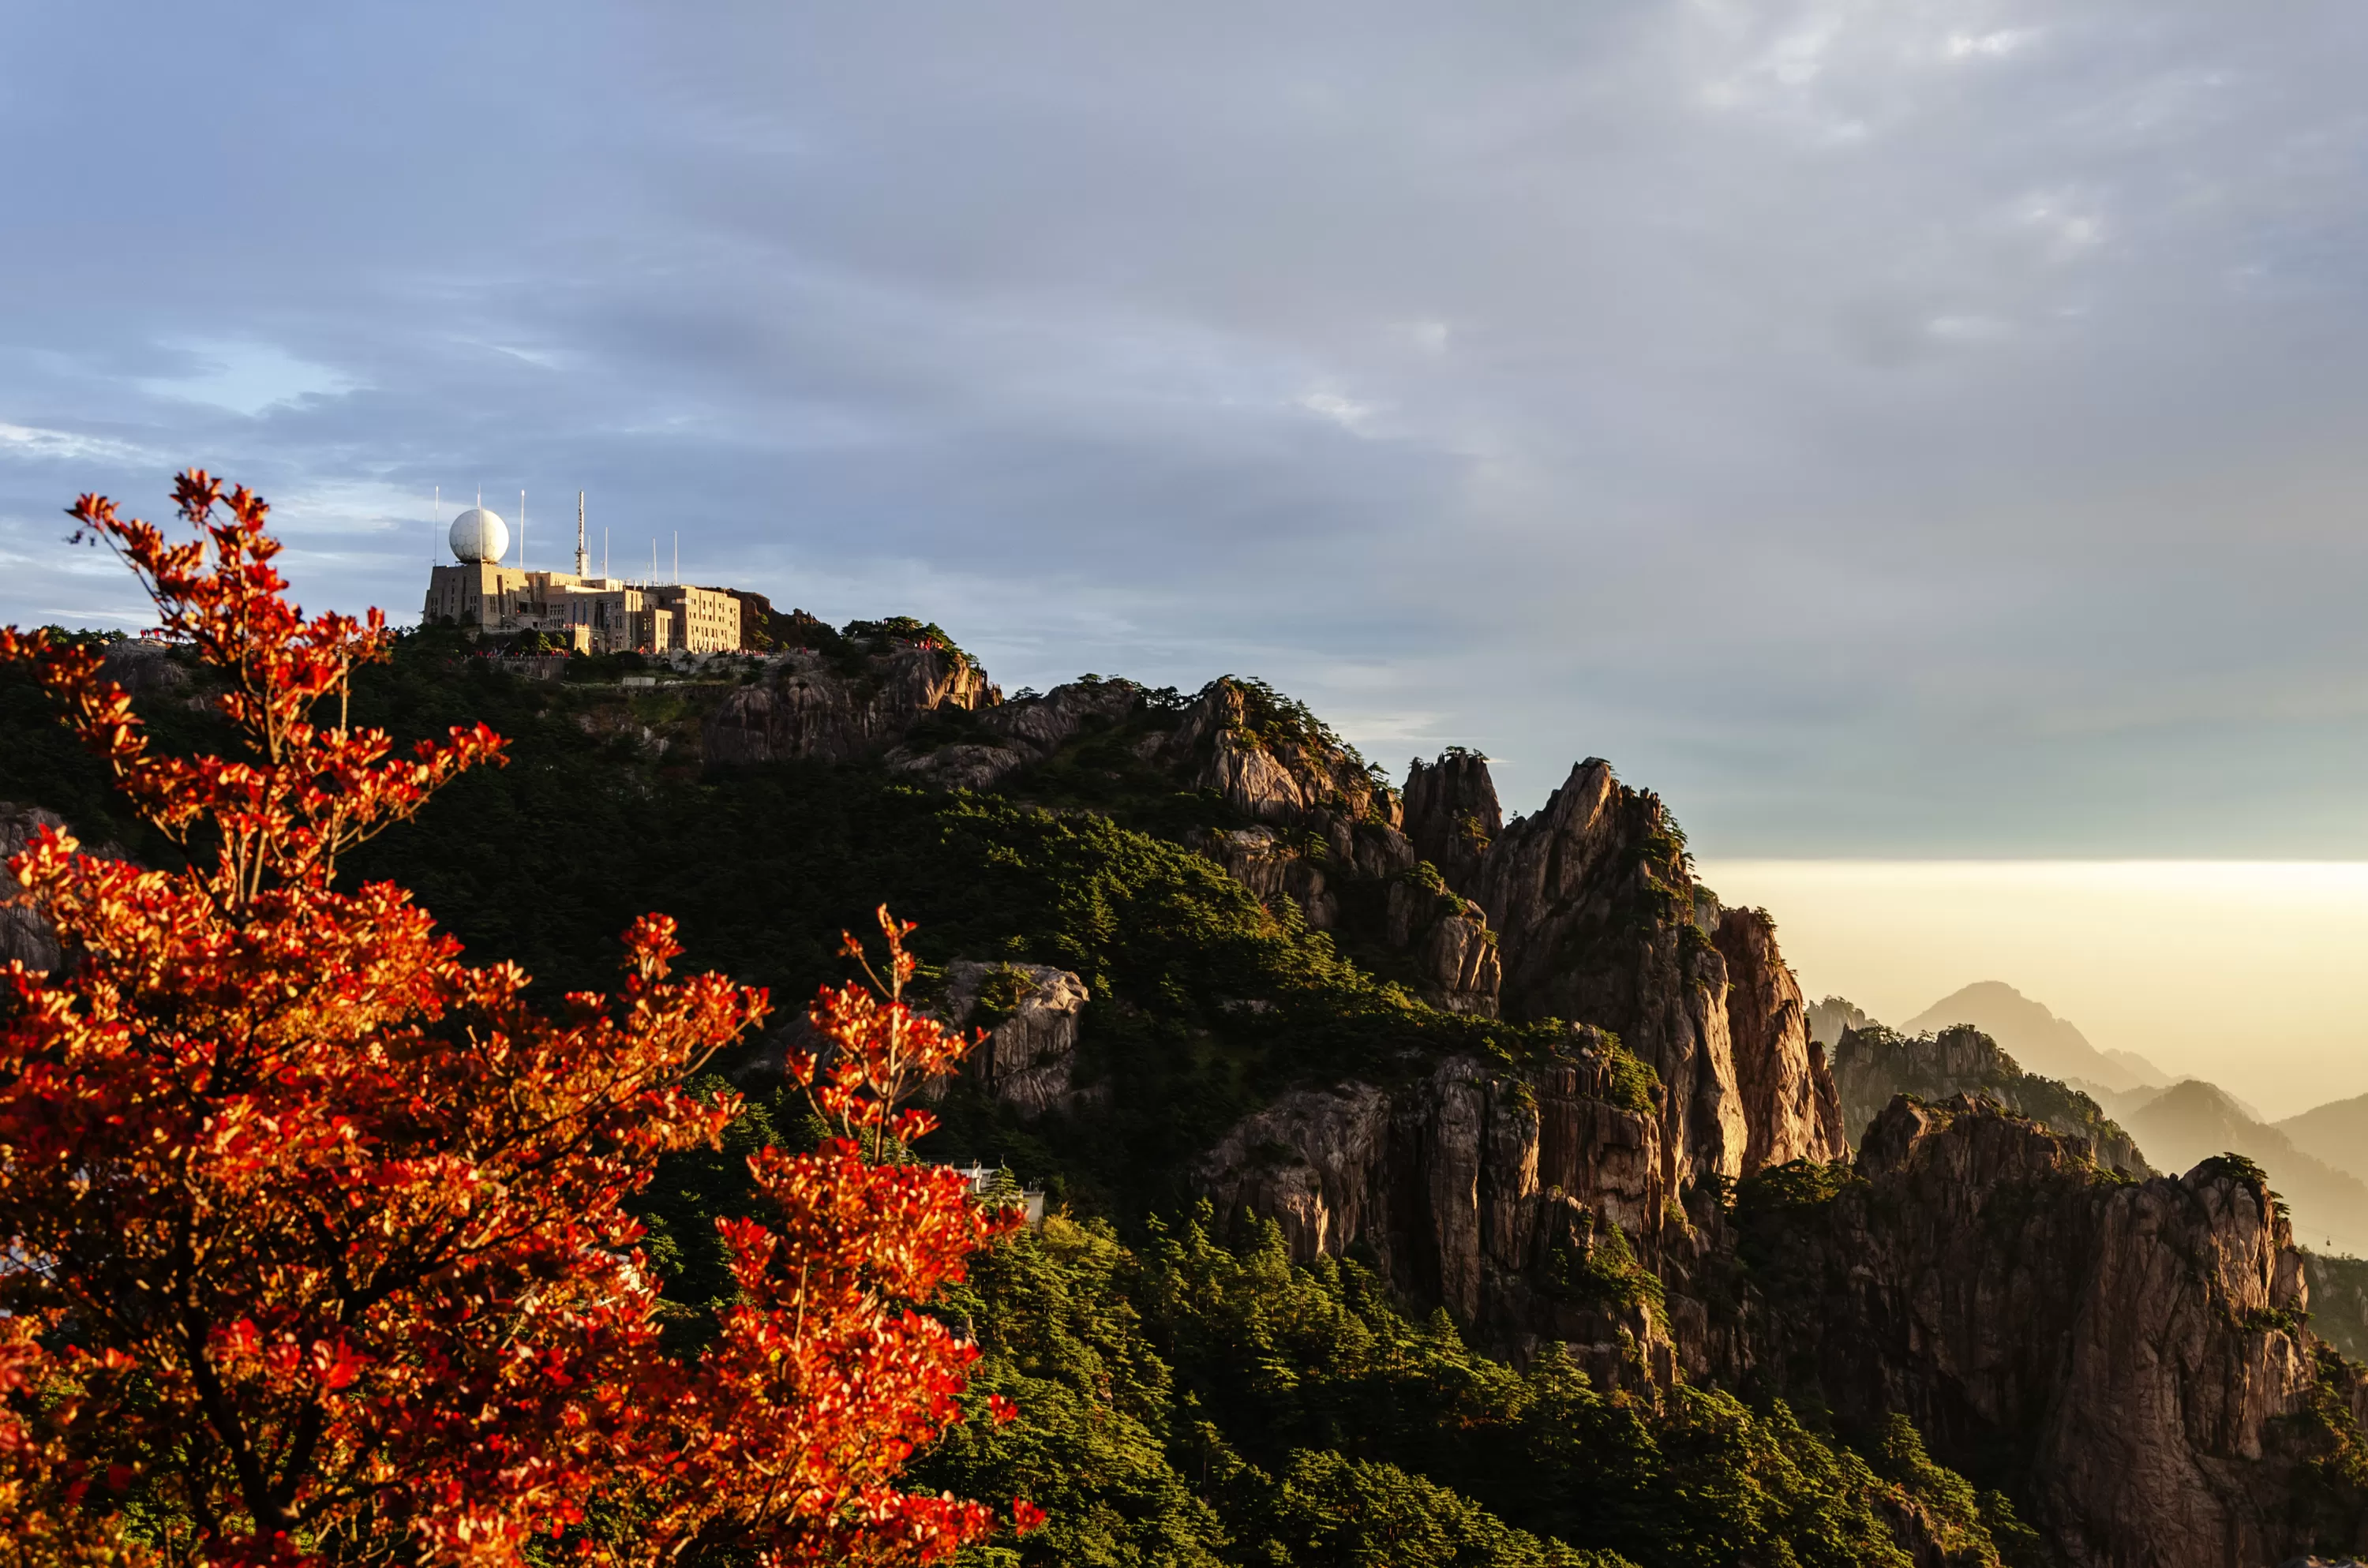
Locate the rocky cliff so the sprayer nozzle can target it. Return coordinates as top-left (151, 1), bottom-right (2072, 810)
top-left (1403, 749), bottom-right (1500, 895)
top-left (1190, 749), bottom-right (1859, 1366)
top-left (703, 640), bottom-right (996, 765)
top-left (1832, 1023), bottom-right (2153, 1176)
top-left (1186, 735), bottom-right (2368, 1566)
top-left (886, 677), bottom-right (1145, 791)
top-left (1738, 1098), bottom-right (2366, 1568)
top-left (1714, 905), bottom-right (1849, 1172)
top-left (1194, 1033), bottom-right (1675, 1389)
top-left (1107, 680), bottom-right (1506, 1016)
top-left (1157, 675), bottom-right (1398, 830)
top-left (1410, 754), bottom-right (1846, 1188)
top-left (942, 959), bottom-right (1092, 1117)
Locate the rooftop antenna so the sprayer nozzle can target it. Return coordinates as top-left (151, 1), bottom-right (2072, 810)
top-left (650, 537), bottom-right (657, 589)
top-left (575, 491), bottom-right (587, 578)
top-left (432, 485), bottom-right (440, 565)
top-left (603, 527), bottom-right (609, 578)
top-left (519, 489), bottom-right (526, 574)
top-left (673, 530), bottom-right (679, 586)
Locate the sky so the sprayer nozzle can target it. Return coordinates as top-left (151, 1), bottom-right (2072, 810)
top-left (1699, 859), bottom-right (2368, 1119)
top-left (4, 4), bottom-right (2368, 1099)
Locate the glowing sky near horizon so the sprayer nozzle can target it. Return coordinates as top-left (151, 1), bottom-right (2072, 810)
top-left (1698, 859), bottom-right (2368, 1121)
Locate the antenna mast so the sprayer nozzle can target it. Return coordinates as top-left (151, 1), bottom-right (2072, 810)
top-left (432, 485), bottom-right (440, 564)
top-left (519, 489), bottom-right (526, 574)
top-left (575, 491), bottom-right (588, 578)
top-left (673, 530), bottom-right (679, 586)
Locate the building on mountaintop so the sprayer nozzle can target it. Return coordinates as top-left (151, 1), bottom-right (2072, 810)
top-left (422, 494), bottom-right (747, 654)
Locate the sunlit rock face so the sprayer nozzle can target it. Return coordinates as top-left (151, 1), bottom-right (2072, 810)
top-left (704, 642), bottom-right (995, 766)
top-left (1194, 1037), bottom-right (1674, 1390)
top-left (942, 959), bottom-right (1092, 1117)
top-left (1714, 904), bottom-right (1849, 1172)
top-left (1744, 1095), bottom-right (2364, 1568)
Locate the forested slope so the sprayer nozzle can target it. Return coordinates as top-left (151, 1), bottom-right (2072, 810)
top-left (6, 624), bottom-right (2364, 1568)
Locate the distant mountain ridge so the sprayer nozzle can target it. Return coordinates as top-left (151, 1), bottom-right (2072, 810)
top-left (2281, 1091), bottom-right (2368, 1187)
top-left (2115, 1080), bottom-right (2368, 1256)
top-left (1902, 979), bottom-right (2168, 1093)
top-left (1823, 983), bottom-right (2365, 1257)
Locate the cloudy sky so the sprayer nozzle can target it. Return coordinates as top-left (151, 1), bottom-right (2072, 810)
top-left (6, 2), bottom-right (2368, 865)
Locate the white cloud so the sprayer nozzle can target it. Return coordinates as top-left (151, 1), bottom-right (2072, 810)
top-left (0, 423), bottom-right (157, 466)
top-left (1926, 312), bottom-right (2009, 342)
top-left (2012, 189), bottom-right (2108, 258)
top-left (1946, 28), bottom-right (2038, 60)
top-left (1298, 390), bottom-right (1379, 433)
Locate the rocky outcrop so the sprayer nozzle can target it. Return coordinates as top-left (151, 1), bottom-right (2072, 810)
top-left (1196, 1036), bottom-right (1674, 1387)
top-left (1379, 870), bottom-right (1500, 1016)
top-left (703, 642), bottom-right (995, 766)
top-left (886, 678), bottom-right (1145, 791)
top-left (1459, 758), bottom-right (1750, 1188)
top-left (942, 960), bottom-right (1092, 1117)
top-left (97, 638), bottom-right (193, 699)
top-left (1145, 681), bottom-right (1519, 1012)
top-left (1714, 905), bottom-right (1849, 1170)
top-left (1190, 828), bottom-right (1341, 930)
top-left (1833, 1024), bottom-right (2153, 1177)
top-left (1402, 750), bottom-right (1500, 893)
top-left (1806, 994), bottom-right (1876, 1049)
top-left (1159, 678), bottom-right (1399, 831)
top-left (1, 803), bottom-right (71, 972)
top-left (1741, 1096), bottom-right (2366, 1568)
top-left (1202, 747), bottom-right (1852, 1277)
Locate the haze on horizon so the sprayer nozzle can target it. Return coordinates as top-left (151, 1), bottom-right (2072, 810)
top-left (5, 6), bottom-right (2367, 1102)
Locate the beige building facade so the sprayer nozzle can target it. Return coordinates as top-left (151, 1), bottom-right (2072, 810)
top-left (423, 504), bottom-right (744, 654)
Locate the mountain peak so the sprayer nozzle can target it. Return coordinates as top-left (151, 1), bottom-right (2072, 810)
top-left (1902, 981), bottom-right (2164, 1095)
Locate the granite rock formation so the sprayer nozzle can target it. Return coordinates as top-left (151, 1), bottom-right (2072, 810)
top-left (1411, 753), bottom-right (1847, 1188)
top-left (1383, 873), bottom-right (1502, 1016)
top-left (886, 678), bottom-right (1145, 791)
top-left (1402, 749), bottom-right (1501, 896)
top-left (1832, 1023), bottom-right (2153, 1177)
top-left (1462, 760), bottom-right (1752, 1185)
top-left (1144, 681), bottom-right (1501, 1014)
top-left (1192, 734), bottom-right (2368, 1565)
top-left (96, 638), bottom-right (193, 699)
top-left (942, 960), bottom-right (1092, 1117)
top-left (1195, 1034), bottom-right (1674, 1388)
top-left (1714, 904), bottom-right (1849, 1171)
top-left (1743, 1096), bottom-right (2366, 1568)
top-left (703, 642), bottom-right (995, 766)
top-left (1157, 676), bottom-right (1398, 829)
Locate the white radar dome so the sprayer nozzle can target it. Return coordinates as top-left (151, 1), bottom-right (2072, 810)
top-left (449, 507), bottom-right (510, 564)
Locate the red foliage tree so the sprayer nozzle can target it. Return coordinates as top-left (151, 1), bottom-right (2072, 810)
top-left (0, 473), bottom-right (1032, 1566)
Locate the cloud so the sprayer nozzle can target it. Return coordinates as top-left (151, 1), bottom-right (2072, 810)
top-left (0, 423), bottom-right (159, 466)
top-left (4, 0), bottom-right (2368, 858)
top-left (1947, 28), bottom-right (2040, 61)
top-left (1298, 391), bottom-right (1380, 433)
